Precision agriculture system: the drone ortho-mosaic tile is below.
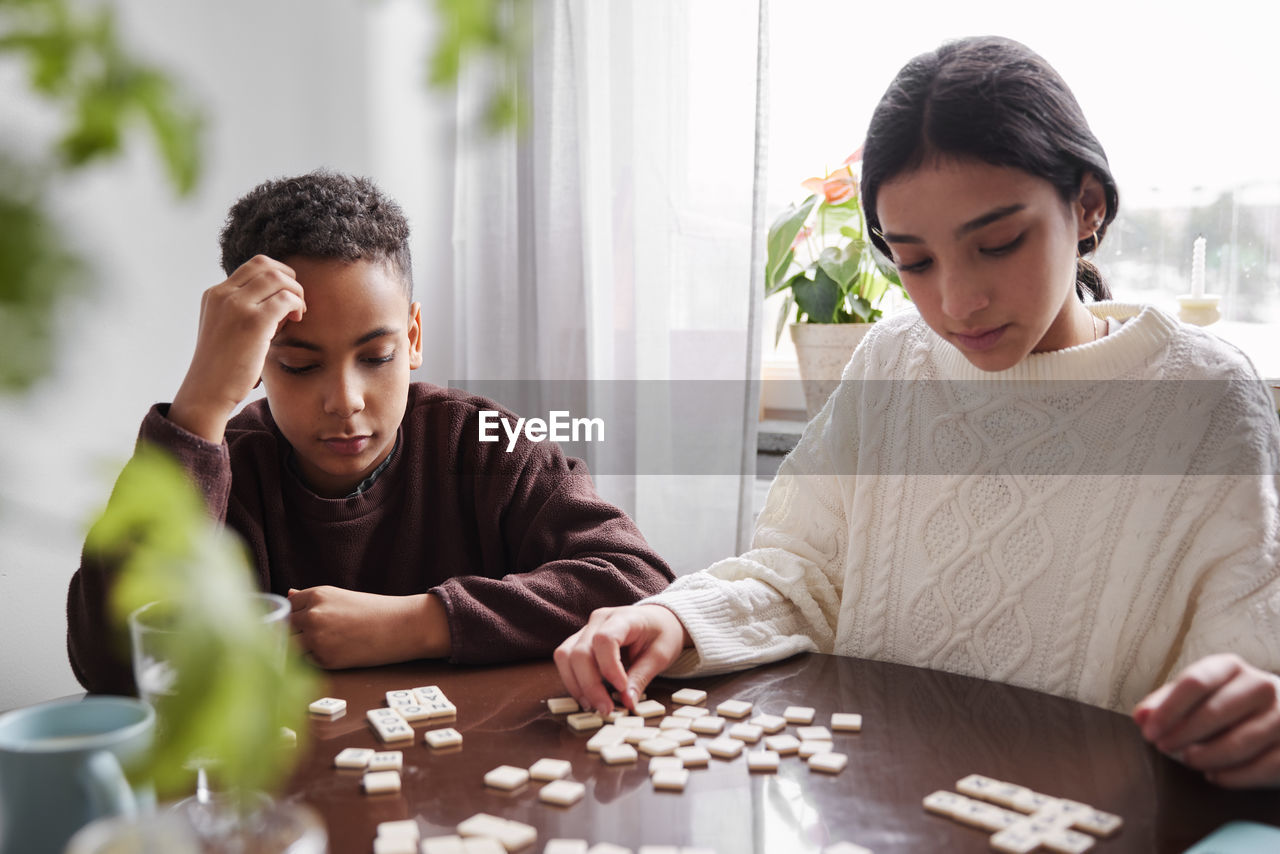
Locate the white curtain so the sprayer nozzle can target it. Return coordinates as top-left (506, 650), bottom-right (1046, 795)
top-left (448, 0), bottom-right (769, 572)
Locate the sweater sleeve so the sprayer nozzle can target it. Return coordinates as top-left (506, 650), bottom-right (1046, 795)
top-left (65, 405), bottom-right (233, 694)
top-left (642, 341), bottom-right (877, 679)
top-left (432, 457), bottom-right (675, 664)
top-left (1156, 376), bottom-right (1280, 694)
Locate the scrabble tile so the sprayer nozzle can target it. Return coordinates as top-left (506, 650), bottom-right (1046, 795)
top-left (456, 813), bottom-right (537, 851)
top-left (747, 750), bottom-right (780, 772)
top-left (567, 712), bottom-right (604, 731)
top-left (953, 800), bottom-right (1021, 832)
top-left (586, 725), bottom-right (625, 752)
top-left (463, 839), bottom-right (505, 854)
top-left (797, 740), bottom-right (833, 758)
top-left (333, 747), bottom-right (374, 769)
top-left (783, 705), bottom-right (815, 724)
top-left (1010, 789), bottom-right (1057, 814)
top-left (423, 699), bottom-right (458, 719)
top-left (671, 688), bottom-right (708, 705)
top-left (821, 844), bottom-right (873, 854)
top-left (369, 714), bottom-right (415, 744)
top-left (615, 716), bottom-right (646, 728)
top-left (955, 773), bottom-right (1001, 800)
top-left (1072, 808), bottom-right (1123, 837)
top-left (672, 705), bottom-right (709, 720)
top-left (308, 697), bottom-right (346, 716)
top-left (659, 716), bottom-right (688, 730)
top-left (368, 751), bottom-right (403, 771)
top-left (544, 841), bottom-right (590, 854)
top-left (623, 726), bottom-right (661, 745)
top-left (586, 845), bottom-right (632, 854)
top-left (688, 716), bottom-right (726, 735)
top-left (749, 714), bottom-right (787, 734)
top-left (548, 696), bottom-right (581, 714)
top-left (373, 836), bottom-right (416, 854)
top-left (362, 770), bottom-right (401, 794)
top-left (539, 779), bottom-right (586, 807)
top-left (412, 685), bottom-right (444, 703)
top-left (603, 709), bottom-right (627, 723)
top-left (1042, 828), bottom-right (1096, 853)
top-left (420, 837), bottom-right (466, 854)
top-left (633, 699), bottom-right (667, 718)
top-left (728, 722), bottom-right (763, 743)
top-left (831, 713), bottom-right (862, 732)
top-left (764, 734), bottom-right (801, 755)
top-left (385, 690), bottom-right (417, 707)
top-left (922, 789), bottom-right (969, 817)
top-left (675, 745), bottom-right (710, 767)
top-left (529, 757), bottom-right (573, 781)
top-left (1032, 800), bottom-right (1084, 828)
top-left (425, 727), bottom-right (463, 749)
top-left (795, 725), bottom-right (831, 742)
top-left (394, 704), bottom-right (437, 723)
top-left (990, 823), bottom-right (1044, 854)
top-left (706, 737), bottom-right (744, 759)
top-left (665, 728), bottom-right (697, 747)
top-left (601, 743), bottom-right (638, 765)
top-left (376, 819), bottom-right (420, 842)
top-left (651, 767), bottom-right (690, 791)
top-left (367, 707), bottom-right (405, 723)
top-left (483, 764), bottom-right (530, 790)
top-left (716, 699), bottom-right (753, 719)
top-left (808, 752), bottom-right (848, 774)
top-left (638, 736), bottom-right (678, 756)
top-left (647, 756), bottom-right (684, 775)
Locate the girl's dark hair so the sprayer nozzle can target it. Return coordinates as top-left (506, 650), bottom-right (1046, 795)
top-left (219, 170), bottom-right (413, 297)
top-left (861, 36), bottom-right (1117, 301)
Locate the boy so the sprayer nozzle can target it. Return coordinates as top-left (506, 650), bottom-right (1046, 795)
top-left (67, 171), bottom-right (673, 695)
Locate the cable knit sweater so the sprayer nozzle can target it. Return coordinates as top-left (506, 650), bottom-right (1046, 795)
top-left (647, 303), bottom-right (1280, 712)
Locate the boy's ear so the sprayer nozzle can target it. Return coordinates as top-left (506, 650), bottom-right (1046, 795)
top-left (407, 301), bottom-right (423, 370)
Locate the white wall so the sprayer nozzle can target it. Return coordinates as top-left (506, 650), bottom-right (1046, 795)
top-left (0, 0), bottom-right (456, 711)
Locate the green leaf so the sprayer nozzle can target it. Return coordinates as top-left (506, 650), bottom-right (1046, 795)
top-left (773, 291), bottom-right (795, 347)
top-left (765, 247), bottom-right (794, 295)
top-left (848, 294), bottom-right (873, 322)
top-left (766, 195), bottom-right (817, 289)
top-left (793, 267), bottom-right (840, 323)
top-left (817, 243), bottom-right (860, 291)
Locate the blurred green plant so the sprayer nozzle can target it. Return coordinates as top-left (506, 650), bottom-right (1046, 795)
top-left (428, 0), bottom-right (531, 132)
top-left (86, 447), bottom-right (318, 799)
top-left (766, 148), bottom-right (907, 344)
top-left (0, 0), bottom-right (202, 392)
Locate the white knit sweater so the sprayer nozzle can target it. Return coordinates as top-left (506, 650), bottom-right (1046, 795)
top-left (647, 303), bottom-right (1280, 712)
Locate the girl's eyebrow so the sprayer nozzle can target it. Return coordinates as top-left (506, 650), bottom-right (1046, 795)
top-left (881, 203), bottom-right (1027, 244)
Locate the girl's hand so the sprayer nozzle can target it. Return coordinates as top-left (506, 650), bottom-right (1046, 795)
top-left (553, 604), bottom-right (691, 717)
top-left (1133, 653), bottom-right (1280, 788)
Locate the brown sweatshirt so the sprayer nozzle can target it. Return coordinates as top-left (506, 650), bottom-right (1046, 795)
top-left (67, 383), bottom-right (673, 694)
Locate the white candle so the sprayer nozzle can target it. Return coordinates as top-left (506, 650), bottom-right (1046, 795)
top-left (1191, 235), bottom-right (1206, 298)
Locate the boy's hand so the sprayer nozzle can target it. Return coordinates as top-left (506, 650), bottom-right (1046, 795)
top-left (169, 256), bottom-right (306, 443)
top-left (553, 604), bottom-right (691, 718)
top-left (1133, 653), bottom-right (1280, 788)
top-left (287, 586), bottom-right (451, 669)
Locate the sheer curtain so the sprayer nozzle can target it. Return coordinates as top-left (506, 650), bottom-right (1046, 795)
top-left (448, 0), bottom-right (768, 572)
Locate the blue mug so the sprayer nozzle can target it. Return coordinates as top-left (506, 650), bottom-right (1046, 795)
top-left (0, 696), bottom-right (155, 854)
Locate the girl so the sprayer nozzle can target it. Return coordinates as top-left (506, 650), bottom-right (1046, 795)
top-left (554, 36), bottom-right (1280, 788)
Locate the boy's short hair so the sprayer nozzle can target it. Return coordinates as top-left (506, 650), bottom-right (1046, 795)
top-left (219, 170), bottom-right (413, 298)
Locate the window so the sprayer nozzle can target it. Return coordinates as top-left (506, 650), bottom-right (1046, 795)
top-left (762, 0), bottom-right (1280, 413)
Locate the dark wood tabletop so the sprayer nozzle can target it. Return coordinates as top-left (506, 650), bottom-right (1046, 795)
top-left (283, 653), bottom-right (1280, 853)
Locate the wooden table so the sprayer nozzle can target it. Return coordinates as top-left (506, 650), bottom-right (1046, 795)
top-left (284, 653), bottom-right (1280, 853)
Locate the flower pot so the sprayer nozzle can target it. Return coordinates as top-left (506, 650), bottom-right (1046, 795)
top-left (789, 322), bottom-right (874, 419)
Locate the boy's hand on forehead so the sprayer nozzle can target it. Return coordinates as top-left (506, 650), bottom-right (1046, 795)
top-left (169, 255), bottom-right (306, 444)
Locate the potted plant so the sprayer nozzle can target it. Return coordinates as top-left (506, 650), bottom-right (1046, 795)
top-left (765, 147), bottom-right (907, 418)
top-left (69, 448), bottom-right (324, 853)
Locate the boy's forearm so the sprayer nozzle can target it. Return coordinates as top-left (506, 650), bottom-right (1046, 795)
top-left (404, 592), bottom-right (452, 660)
top-left (168, 384), bottom-right (234, 445)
